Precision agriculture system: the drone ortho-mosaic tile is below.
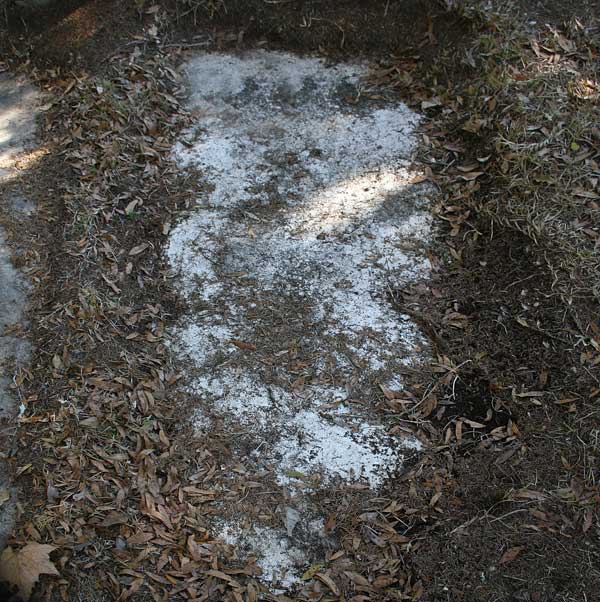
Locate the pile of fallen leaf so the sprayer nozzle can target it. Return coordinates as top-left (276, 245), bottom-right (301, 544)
top-left (0, 18), bottom-right (226, 600)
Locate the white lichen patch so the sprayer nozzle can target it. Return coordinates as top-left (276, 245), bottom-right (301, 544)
top-left (275, 409), bottom-right (422, 488)
top-left (168, 50), bottom-right (433, 590)
top-left (219, 523), bottom-right (308, 589)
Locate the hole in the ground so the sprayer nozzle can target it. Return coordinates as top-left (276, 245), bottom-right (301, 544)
top-left (440, 372), bottom-right (514, 431)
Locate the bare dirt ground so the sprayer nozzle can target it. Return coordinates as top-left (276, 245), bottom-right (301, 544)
top-left (0, 0), bottom-right (598, 601)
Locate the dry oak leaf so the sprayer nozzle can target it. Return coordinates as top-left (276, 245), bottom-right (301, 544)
top-left (0, 543), bottom-right (59, 600)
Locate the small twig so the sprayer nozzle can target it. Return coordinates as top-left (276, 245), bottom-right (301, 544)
top-left (162, 41), bottom-right (214, 49)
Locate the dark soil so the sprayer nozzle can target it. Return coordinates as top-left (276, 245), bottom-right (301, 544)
top-left (403, 224), bottom-right (600, 601)
top-left (0, 0), bottom-right (144, 74)
top-left (169, 0), bottom-right (475, 59)
top-left (1, 0), bottom-right (476, 74)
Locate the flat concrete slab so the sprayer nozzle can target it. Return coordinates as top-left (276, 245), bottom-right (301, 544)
top-left (168, 51), bottom-right (433, 589)
top-left (0, 70), bottom-right (40, 550)
top-left (0, 72), bottom-right (40, 179)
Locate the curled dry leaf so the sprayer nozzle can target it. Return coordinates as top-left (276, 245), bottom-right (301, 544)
top-left (0, 544), bottom-right (59, 601)
top-left (315, 572), bottom-right (340, 596)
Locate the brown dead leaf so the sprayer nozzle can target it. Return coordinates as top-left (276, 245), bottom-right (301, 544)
top-left (456, 163), bottom-right (480, 172)
top-left (129, 243), bottom-right (150, 256)
top-left (410, 174), bottom-right (430, 184)
top-left (0, 544), bottom-right (59, 601)
top-left (379, 383), bottom-right (400, 400)
top-left (499, 546), bottom-right (525, 565)
top-left (316, 572), bottom-right (340, 596)
top-left (429, 491), bottom-right (442, 507)
top-left (231, 339), bottom-right (257, 351)
top-left (205, 569), bottom-right (241, 587)
top-left (417, 395), bottom-right (437, 418)
top-left (98, 511), bottom-right (130, 528)
top-left (101, 274), bottom-right (121, 294)
top-left (325, 512), bottom-right (337, 534)
top-left (373, 575), bottom-right (397, 589)
top-left (555, 33), bottom-right (575, 53)
top-left (127, 531), bottom-right (154, 546)
top-left (512, 489), bottom-right (547, 501)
